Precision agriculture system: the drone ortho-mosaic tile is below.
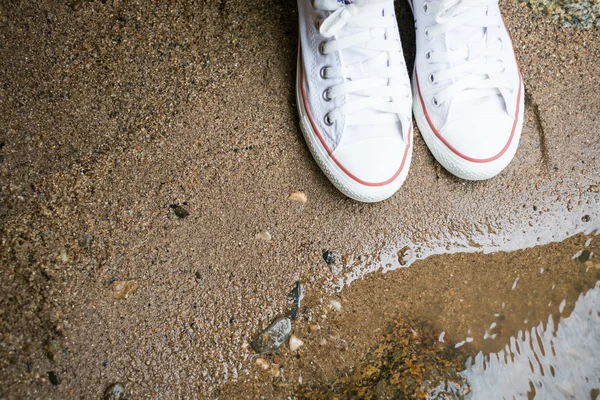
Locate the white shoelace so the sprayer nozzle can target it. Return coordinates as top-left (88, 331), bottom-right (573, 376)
top-left (315, 0), bottom-right (410, 126)
top-left (423, 0), bottom-right (511, 105)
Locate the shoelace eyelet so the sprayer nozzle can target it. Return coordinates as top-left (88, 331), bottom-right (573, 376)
top-left (428, 73), bottom-right (436, 84)
top-left (432, 97), bottom-right (441, 107)
top-left (497, 60), bottom-right (506, 73)
top-left (422, 2), bottom-right (430, 14)
top-left (424, 27), bottom-right (432, 41)
top-left (322, 89), bottom-right (332, 101)
top-left (497, 37), bottom-right (503, 49)
top-left (319, 42), bottom-right (327, 55)
top-left (315, 18), bottom-right (322, 30)
top-left (320, 66), bottom-right (328, 79)
top-left (324, 113), bottom-right (334, 126)
top-left (425, 50), bottom-right (433, 61)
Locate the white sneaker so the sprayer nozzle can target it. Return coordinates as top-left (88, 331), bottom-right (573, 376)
top-left (410, 0), bottom-right (524, 180)
top-left (296, 0), bottom-right (413, 202)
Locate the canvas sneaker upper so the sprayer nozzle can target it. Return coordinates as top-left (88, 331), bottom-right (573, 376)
top-left (297, 0), bottom-right (413, 202)
top-left (411, 0), bottom-right (524, 179)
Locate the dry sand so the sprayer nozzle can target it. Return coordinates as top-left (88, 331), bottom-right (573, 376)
top-left (0, 0), bottom-right (599, 398)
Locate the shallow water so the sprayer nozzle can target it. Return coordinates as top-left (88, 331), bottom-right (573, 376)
top-left (462, 281), bottom-right (600, 400)
top-left (218, 230), bottom-right (600, 399)
top-left (337, 195), bottom-right (600, 289)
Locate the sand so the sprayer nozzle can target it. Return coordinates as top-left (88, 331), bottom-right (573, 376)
top-left (0, 0), bottom-right (598, 398)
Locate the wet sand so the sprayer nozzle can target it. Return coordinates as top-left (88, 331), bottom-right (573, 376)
top-left (0, 0), bottom-right (599, 398)
top-left (220, 232), bottom-right (600, 398)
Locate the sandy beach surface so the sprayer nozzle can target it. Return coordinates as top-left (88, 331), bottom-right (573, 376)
top-left (0, 0), bottom-right (598, 398)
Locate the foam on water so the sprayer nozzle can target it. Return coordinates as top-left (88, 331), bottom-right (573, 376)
top-left (461, 281), bottom-right (600, 400)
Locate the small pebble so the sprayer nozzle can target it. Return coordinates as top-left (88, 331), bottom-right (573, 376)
top-left (396, 246), bottom-right (414, 266)
top-left (48, 371), bottom-right (61, 386)
top-left (578, 250), bottom-right (592, 263)
top-left (251, 316), bottom-right (292, 354)
top-left (111, 280), bottom-right (139, 299)
top-left (286, 281), bottom-right (304, 320)
top-left (289, 335), bottom-right (304, 351)
top-left (171, 205), bottom-right (190, 218)
top-left (255, 358), bottom-right (270, 370)
top-left (589, 185), bottom-right (599, 193)
top-left (289, 191), bottom-right (308, 203)
top-left (103, 383), bottom-right (126, 400)
top-left (322, 250), bottom-right (338, 265)
top-left (255, 230), bottom-right (272, 241)
top-left (581, 215), bottom-right (590, 222)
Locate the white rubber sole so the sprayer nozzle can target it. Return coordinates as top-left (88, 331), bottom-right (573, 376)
top-left (296, 57), bottom-right (413, 203)
top-left (412, 71), bottom-right (525, 181)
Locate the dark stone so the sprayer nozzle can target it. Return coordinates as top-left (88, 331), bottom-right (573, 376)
top-left (322, 250), bottom-right (338, 265)
top-left (107, 277), bottom-right (117, 285)
top-left (173, 205), bottom-right (190, 218)
top-left (195, 272), bottom-right (202, 280)
top-left (286, 281), bottom-right (304, 320)
top-left (26, 361), bottom-right (33, 372)
top-left (48, 371), bottom-right (61, 385)
top-left (578, 250), bottom-right (592, 263)
top-left (251, 316), bottom-right (292, 354)
top-left (103, 383), bottom-right (127, 400)
top-left (581, 215), bottom-right (590, 222)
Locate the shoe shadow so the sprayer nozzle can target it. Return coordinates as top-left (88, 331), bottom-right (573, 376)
top-left (395, 1), bottom-right (417, 73)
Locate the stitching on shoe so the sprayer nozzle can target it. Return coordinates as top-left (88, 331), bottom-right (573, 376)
top-left (299, 49), bottom-right (412, 187)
